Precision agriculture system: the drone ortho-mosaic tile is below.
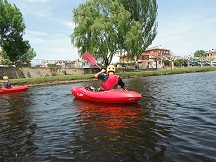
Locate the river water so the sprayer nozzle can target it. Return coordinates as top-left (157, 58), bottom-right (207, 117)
top-left (0, 71), bottom-right (215, 162)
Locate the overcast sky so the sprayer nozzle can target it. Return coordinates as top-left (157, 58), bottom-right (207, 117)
top-left (6, 0), bottom-right (216, 61)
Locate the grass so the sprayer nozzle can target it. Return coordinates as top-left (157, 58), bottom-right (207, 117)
top-left (8, 66), bottom-right (216, 86)
top-left (119, 66), bottom-right (216, 78)
top-left (10, 74), bottom-right (95, 86)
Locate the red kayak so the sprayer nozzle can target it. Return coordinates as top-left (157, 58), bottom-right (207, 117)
top-left (71, 86), bottom-right (142, 103)
top-left (0, 86), bottom-right (28, 94)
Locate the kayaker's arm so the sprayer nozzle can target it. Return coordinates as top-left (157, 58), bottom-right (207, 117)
top-left (95, 69), bottom-right (106, 78)
top-left (118, 77), bottom-right (125, 90)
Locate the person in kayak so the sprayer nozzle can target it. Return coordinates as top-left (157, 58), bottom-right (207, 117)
top-left (1, 76), bottom-right (11, 88)
top-left (95, 65), bottom-right (125, 91)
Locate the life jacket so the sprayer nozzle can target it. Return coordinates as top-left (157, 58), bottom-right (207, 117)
top-left (99, 74), bottom-right (119, 91)
top-left (4, 80), bottom-right (11, 88)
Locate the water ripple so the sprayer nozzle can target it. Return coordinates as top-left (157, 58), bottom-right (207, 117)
top-left (0, 72), bottom-right (216, 161)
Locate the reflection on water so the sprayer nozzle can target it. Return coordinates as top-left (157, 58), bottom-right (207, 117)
top-left (72, 98), bottom-right (170, 161)
top-left (0, 71), bottom-right (216, 161)
top-left (73, 98), bottom-right (141, 133)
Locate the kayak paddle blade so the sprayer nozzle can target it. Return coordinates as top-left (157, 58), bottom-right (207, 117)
top-left (82, 52), bottom-right (101, 69)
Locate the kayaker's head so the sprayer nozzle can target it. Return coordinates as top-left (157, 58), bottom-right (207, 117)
top-left (3, 76), bottom-right (9, 80)
top-left (106, 65), bottom-right (115, 73)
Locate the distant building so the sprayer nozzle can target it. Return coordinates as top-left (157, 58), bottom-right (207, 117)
top-left (119, 55), bottom-right (134, 64)
top-left (40, 60), bottom-right (50, 67)
top-left (138, 46), bottom-right (172, 69)
top-left (37, 59), bottom-right (84, 68)
top-left (206, 49), bottom-right (216, 58)
top-left (64, 59), bottom-right (83, 68)
top-left (206, 49), bottom-right (216, 65)
top-left (119, 46), bottom-right (172, 69)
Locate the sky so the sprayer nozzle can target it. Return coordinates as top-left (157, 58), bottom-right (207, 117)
top-left (6, 0), bottom-right (216, 61)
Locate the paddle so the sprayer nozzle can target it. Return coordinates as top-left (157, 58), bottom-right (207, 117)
top-left (82, 52), bottom-right (101, 69)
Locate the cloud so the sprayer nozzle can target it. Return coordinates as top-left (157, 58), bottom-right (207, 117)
top-left (27, 0), bottom-right (49, 3)
top-left (153, 0), bottom-right (216, 56)
top-left (62, 21), bottom-right (74, 29)
top-left (24, 29), bottom-right (78, 60)
top-left (16, 2), bottom-right (52, 18)
top-left (8, 0), bottom-right (216, 60)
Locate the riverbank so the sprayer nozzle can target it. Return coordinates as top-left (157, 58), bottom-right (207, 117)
top-left (8, 66), bottom-right (216, 86)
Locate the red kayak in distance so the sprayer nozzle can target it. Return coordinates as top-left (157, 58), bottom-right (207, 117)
top-left (71, 86), bottom-right (142, 104)
top-left (0, 86), bottom-right (29, 94)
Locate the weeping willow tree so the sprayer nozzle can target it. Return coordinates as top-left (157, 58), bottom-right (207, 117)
top-left (117, 0), bottom-right (158, 60)
top-left (71, 0), bottom-right (158, 66)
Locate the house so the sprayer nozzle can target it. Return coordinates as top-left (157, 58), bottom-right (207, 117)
top-left (206, 49), bottom-right (216, 65)
top-left (119, 55), bottom-right (134, 63)
top-left (119, 46), bottom-right (172, 69)
top-left (206, 49), bottom-right (216, 58)
top-left (138, 46), bottom-right (172, 69)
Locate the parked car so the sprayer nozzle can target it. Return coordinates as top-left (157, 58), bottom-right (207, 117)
top-left (182, 62), bottom-right (189, 67)
top-left (203, 62), bottom-right (211, 66)
top-left (190, 61), bottom-right (201, 66)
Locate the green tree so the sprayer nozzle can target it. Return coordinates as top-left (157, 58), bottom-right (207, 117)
top-left (0, 0), bottom-right (36, 65)
top-left (71, 0), bottom-right (158, 66)
top-left (194, 50), bottom-right (206, 57)
top-left (117, 0), bottom-right (158, 60)
top-left (164, 60), bottom-right (171, 66)
top-left (71, 0), bottom-right (130, 66)
top-left (14, 47), bottom-right (36, 66)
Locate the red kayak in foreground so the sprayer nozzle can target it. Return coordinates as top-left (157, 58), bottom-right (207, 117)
top-left (0, 86), bottom-right (28, 94)
top-left (71, 86), bottom-right (142, 103)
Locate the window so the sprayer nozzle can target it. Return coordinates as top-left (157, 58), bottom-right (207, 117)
top-left (142, 55), bottom-right (149, 60)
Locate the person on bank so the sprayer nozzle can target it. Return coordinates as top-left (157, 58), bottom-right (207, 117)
top-left (95, 65), bottom-right (125, 91)
top-left (1, 76), bottom-right (11, 88)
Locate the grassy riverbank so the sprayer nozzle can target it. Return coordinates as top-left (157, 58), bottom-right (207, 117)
top-left (9, 66), bottom-right (216, 86)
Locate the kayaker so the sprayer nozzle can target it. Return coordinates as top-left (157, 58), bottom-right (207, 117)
top-left (95, 65), bottom-right (125, 91)
top-left (1, 76), bottom-right (11, 88)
